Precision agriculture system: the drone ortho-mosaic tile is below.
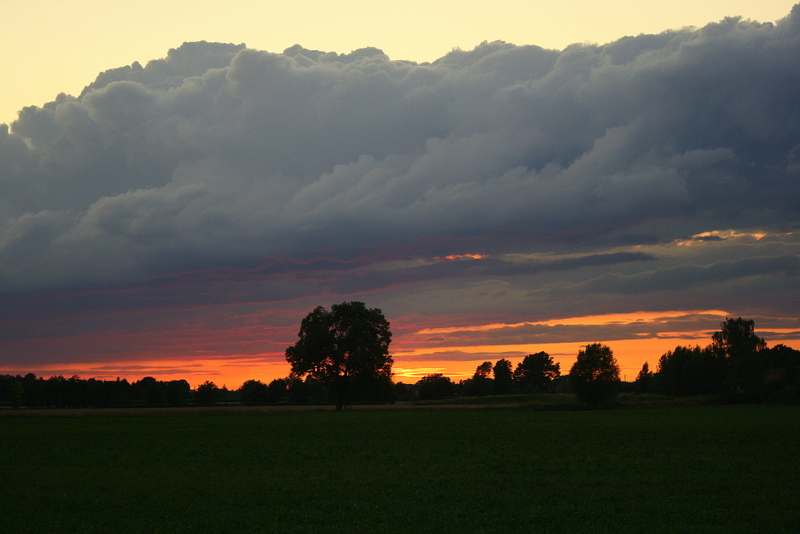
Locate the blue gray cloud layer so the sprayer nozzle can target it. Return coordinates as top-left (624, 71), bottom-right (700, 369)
top-left (1, 7), bottom-right (800, 324)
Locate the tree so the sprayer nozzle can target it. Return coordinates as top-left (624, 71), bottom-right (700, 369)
top-left (474, 361), bottom-right (493, 378)
top-left (762, 344), bottom-right (800, 387)
top-left (348, 371), bottom-right (396, 404)
top-left (656, 345), bottom-right (725, 396)
top-left (240, 379), bottom-right (270, 405)
top-left (461, 360), bottom-right (494, 396)
top-left (514, 352), bottom-right (561, 392)
top-left (285, 301), bottom-right (393, 411)
top-left (394, 382), bottom-right (415, 402)
top-left (763, 344), bottom-right (800, 370)
top-left (195, 381), bottom-right (220, 406)
top-left (568, 343), bottom-right (620, 407)
top-left (267, 378), bottom-right (289, 404)
top-left (166, 380), bottom-right (191, 406)
top-left (133, 376), bottom-right (167, 406)
top-left (711, 317), bottom-right (767, 395)
top-left (417, 374), bottom-right (455, 400)
top-left (634, 362), bottom-right (653, 393)
top-left (493, 359), bottom-right (514, 394)
top-left (9, 379), bottom-right (25, 408)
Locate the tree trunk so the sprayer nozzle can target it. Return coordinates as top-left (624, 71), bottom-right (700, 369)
top-left (335, 375), bottom-right (348, 411)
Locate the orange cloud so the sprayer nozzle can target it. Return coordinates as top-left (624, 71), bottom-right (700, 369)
top-left (675, 229), bottom-right (782, 246)
top-left (413, 310), bottom-right (730, 335)
top-left (438, 254), bottom-right (487, 260)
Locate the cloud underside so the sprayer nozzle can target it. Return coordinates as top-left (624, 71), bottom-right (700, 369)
top-left (2, 7), bottom-right (800, 369)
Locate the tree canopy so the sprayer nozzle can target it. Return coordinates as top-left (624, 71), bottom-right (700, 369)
top-left (711, 317), bottom-right (767, 395)
top-left (569, 343), bottom-right (621, 407)
top-left (493, 359), bottom-right (514, 394)
top-left (474, 361), bottom-right (493, 378)
top-left (514, 352), bottom-right (561, 392)
top-left (285, 301), bottom-right (393, 410)
top-left (417, 374), bottom-right (455, 400)
top-left (657, 345), bottom-right (725, 396)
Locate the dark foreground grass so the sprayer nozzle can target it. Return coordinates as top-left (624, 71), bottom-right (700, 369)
top-left (1, 405), bottom-right (798, 533)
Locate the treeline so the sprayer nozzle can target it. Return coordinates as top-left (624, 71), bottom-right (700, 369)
top-left (0, 373), bottom-right (395, 409)
top-left (0, 355), bottom-right (554, 408)
top-left (638, 344), bottom-right (798, 400)
top-left (2, 318), bottom-right (798, 409)
top-left (632, 318), bottom-right (799, 403)
top-left (413, 351), bottom-right (563, 400)
top-left (238, 374), bottom-right (395, 406)
top-left (0, 375), bottom-right (194, 409)
top-left (414, 318), bottom-right (800, 404)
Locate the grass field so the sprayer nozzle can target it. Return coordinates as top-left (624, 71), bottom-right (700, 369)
top-left (1, 404), bottom-right (798, 533)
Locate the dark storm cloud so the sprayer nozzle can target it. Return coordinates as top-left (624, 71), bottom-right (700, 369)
top-left (2, 6), bottom-right (800, 299)
top-left (580, 254), bottom-right (800, 294)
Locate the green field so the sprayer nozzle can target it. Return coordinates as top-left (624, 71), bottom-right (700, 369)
top-left (1, 405), bottom-right (798, 533)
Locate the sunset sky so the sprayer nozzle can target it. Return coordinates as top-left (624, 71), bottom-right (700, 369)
top-left (2, 1), bottom-right (800, 388)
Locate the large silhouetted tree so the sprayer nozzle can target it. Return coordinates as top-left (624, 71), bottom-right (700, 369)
top-left (711, 317), bottom-right (767, 395)
top-left (514, 352), bottom-right (561, 392)
top-left (493, 359), bottom-right (514, 394)
top-left (285, 301), bottom-right (393, 410)
top-left (569, 343), bottom-right (620, 407)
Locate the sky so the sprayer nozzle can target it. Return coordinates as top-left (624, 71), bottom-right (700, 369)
top-left (2, 1), bottom-right (800, 388)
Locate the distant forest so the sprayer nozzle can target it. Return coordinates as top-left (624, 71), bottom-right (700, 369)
top-left (2, 318), bottom-right (798, 408)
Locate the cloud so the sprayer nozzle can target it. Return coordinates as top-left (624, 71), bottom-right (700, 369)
top-left (580, 254), bottom-right (800, 294)
top-left (3, 9), bottom-right (800, 374)
top-left (3, 11), bottom-right (800, 296)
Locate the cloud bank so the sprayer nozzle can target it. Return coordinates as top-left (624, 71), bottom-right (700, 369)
top-left (2, 7), bottom-right (800, 377)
